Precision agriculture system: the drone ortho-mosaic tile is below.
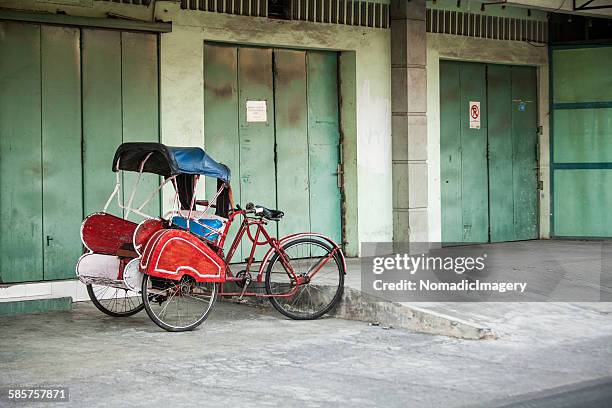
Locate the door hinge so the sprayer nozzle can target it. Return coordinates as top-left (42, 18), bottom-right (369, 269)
top-left (335, 163), bottom-right (344, 189)
top-left (538, 180), bottom-right (543, 190)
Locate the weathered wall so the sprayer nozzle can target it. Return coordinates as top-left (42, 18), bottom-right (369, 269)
top-left (160, 11), bottom-right (392, 256)
top-left (426, 33), bottom-right (549, 242)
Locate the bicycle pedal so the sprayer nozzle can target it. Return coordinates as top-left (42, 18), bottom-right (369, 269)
top-left (238, 276), bottom-right (251, 300)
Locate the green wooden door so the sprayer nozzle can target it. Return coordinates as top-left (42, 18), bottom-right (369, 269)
top-left (82, 29), bottom-right (123, 217)
top-left (487, 64), bottom-right (538, 242)
top-left (0, 23), bottom-right (160, 283)
top-left (41, 26), bottom-right (84, 280)
top-left (121, 32), bottom-right (160, 219)
top-left (204, 43), bottom-right (242, 259)
top-left (551, 46), bottom-right (612, 237)
top-left (0, 22), bottom-right (43, 283)
top-left (440, 61), bottom-right (462, 244)
top-left (509, 66), bottom-right (538, 240)
top-left (440, 61), bottom-right (537, 244)
top-left (274, 49), bottom-right (310, 239)
top-left (487, 64), bottom-right (514, 242)
top-left (306, 51), bottom-right (342, 244)
top-left (238, 47), bottom-right (276, 260)
top-left (82, 29), bottom-right (160, 219)
top-left (440, 61), bottom-right (488, 244)
top-left (203, 44), bottom-right (342, 260)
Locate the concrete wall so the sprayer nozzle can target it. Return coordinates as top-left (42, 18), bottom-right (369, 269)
top-left (160, 11), bottom-right (393, 256)
top-left (426, 33), bottom-right (549, 242)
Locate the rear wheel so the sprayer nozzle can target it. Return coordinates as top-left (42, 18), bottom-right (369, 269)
top-left (87, 284), bottom-right (144, 317)
top-left (265, 238), bottom-right (344, 320)
top-left (141, 274), bottom-right (217, 332)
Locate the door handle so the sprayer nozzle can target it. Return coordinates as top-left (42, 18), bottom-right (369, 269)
top-left (46, 235), bottom-right (53, 247)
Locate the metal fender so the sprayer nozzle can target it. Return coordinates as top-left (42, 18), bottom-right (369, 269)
top-left (139, 228), bottom-right (226, 283)
top-left (257, 233), bottom-right (347, 278)
top-left (133, 218), bottom-right (165, 256)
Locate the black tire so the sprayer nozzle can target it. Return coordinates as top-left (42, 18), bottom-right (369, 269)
top-left (141, 274), bottom-right (218, 332)
top-left (265, 237), bottom-right (344, 320)
top-left (87, 284), bottom-right (144, 317)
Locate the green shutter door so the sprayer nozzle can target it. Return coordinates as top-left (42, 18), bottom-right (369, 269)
top-left (459, 62), bottom-right (489, 243)
top-left (487, 64), bottom-right (538, 242)
top-left (203, 44), bottom-right (342, 260)
top-left (510, 66), bottom-right (538, 240)
top-left (440, 61), bottom-right (488, 244)
top-left (306, 51), bottom-right (342, 244)
top-left (41, 26), bottom-right (84, 280)
top-left (440, 61), bottom-right (537, 244)
top-left (440, 61), bottom-right (463, 243)
top-left (274, 49), bottom-right (310, 238)
top-left (121, 32), bottom-right (160, 219)
top-left (1, 23), bottom-right (160, 283)
top-left (487, 64), bottom-right (514, 242)
top-left (238, 47), bottom-right (276, 260)
top-left (0, 22), bottom-right (43, 283)
top-left (203, 43), bottom-right (242, 260)
top-left (82, 29), bottom-right (123, 217)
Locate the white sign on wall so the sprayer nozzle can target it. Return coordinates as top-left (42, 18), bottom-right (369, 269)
top-left (469, 101), bottom-right (481, 129)
top-left (246, 100), bottom-right (267, 123)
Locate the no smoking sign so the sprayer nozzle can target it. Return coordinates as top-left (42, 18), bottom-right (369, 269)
top-left (469, 101), bottom-right (480, 129)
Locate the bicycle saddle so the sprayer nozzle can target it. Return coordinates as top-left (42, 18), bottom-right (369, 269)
top-left (246, 203), bottom-right (284, 221)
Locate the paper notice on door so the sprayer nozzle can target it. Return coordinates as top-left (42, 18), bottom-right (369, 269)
top-left (469, 101), bottom-right (481, 129)
top-left (246, 100), bottom-right (267, 123)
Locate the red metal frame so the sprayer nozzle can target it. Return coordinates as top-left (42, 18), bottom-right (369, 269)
top-left (213, 209), bottom-right (340, 298)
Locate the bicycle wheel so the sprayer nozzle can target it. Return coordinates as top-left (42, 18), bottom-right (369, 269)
top-left (87, 284), bottom-right (144, 317)
top-left (141, 274), bottom-right (217, 332)
top-left (265, 237), bottom-right (344, 320)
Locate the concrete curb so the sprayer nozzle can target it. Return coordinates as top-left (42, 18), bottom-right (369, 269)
top-left (331, 287), bottom-right (497, 340)
top-left (223, 283), bottom-right (497, 340)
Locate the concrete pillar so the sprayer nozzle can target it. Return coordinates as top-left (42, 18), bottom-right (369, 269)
top-left (391, 0), bottom-right (428, 243)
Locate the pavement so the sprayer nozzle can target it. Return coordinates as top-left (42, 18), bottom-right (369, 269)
top-left (2, 239), bottom-right (612, 407)
top-left (1, 299), bottom-right (612, 408)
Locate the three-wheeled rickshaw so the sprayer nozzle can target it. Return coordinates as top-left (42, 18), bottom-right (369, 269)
top-left (77, 143), bottom-right (345, 331)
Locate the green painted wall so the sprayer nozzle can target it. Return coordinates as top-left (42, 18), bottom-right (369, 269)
top-left (552, 45), bottom-right (612, 237)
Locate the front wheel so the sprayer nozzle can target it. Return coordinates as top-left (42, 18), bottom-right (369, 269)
top-left (87, 284), bottom-right (144, 317)
top-left (265, 238), bottom-right (344, 320)
top-left (141, 274), bottom-right (217, 332)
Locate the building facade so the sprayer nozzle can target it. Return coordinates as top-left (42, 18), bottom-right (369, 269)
top-left (0, 0), bottom-right (610, 308)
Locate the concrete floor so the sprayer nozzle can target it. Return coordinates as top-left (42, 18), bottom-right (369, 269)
top-left (1, 298), bottom-right (612, 408)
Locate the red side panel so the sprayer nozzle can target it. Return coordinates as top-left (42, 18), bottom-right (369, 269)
top-left (139, 229), bottom-right (226, 283)
top-left (81, 213), bottom-right (138, 255)
top-left (134, 218), bottom-right (165, 255)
